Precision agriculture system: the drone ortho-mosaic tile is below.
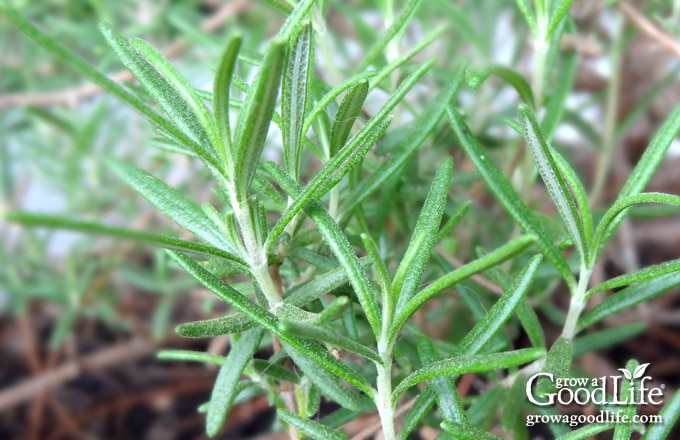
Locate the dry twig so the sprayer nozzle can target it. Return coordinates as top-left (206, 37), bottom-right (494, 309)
top-left (617, 1), bottom-right (680, 59)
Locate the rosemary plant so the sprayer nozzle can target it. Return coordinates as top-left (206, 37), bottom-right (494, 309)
top-left (5, 0), bottom-right (680, 438)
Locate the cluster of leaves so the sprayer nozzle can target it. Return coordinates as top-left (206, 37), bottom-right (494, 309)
top-left (4, 0), bottom-right (680, 438)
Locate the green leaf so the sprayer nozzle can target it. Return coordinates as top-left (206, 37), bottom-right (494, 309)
top-left (213, 35), bottom-right (242, 168)
top-left (613, 359), bottom-right (638, 440)
top-left (357, 0), bottom-right (422, 71)
top-left (175, 314), bottom-right (255, 338)
top-left (360, 234), bottom-right (391, 300)
top-left (302, 71), bottom-right (377, 139)
top-left (330, 80), bottom-right (368, 156)
top-left (554, 423), bottom-right (615, 440)
top-left (285, 258), bottom-right (371, 306)
top-left (441, 421), bottom-right (505, 440)
top-left (549, 146), bottom-right (593, 252)
top-left (546, 0), bottom-right (575, 38)
top-left (157, 350), bottom-right (225, 366)
top-left (600, 103), bottom-right (680, 249)
top-left (518, 104), bottom-right (589, 265)
top-left (593, 192), bottom-right (680, 256)
top-left (515, 0), bottom-right (537, 35)
top-left (517, 299), bottom-right (546, 349)
top-left (394, 235), bottom-right (536, 333)
top-left (167, 250), bottom-right (374, 396)
top-left (128, 37), bottom-right (219, 152)
top-left (278, 409), bottom-right (349, 440)
top-left (579, 271), bottom-right (680, 331)
top-left (641, 389), bottom-right (680, 440)
top-left (283, 23), bottom-right (313, 180)
top-left (268, 59), bottom-right (434, 250)
top-left (207, 328), bottom-right (263, 437)
top-left (457, 255), bottom-right (542, 355)
top-left (107, 160), bottom-right (238, 255)
top-left (465, 64), bottom-right (535, 109)
top-left (343, 65), bottom-right (465, 219)
top-left (536, 337), bottom-right (572, 396)
top-left (263, 162), bottom-right (382, 338)
top-left (279, 320), bottom-right (381, 364)
top-left (393, 158), bottom-right (453, 310)
top-left (233, 40), bottom-right (286, 200)
top-left (448, 107), bottom-right (575, 290)
top-left (392, 347), bottom-right (545, 402)
top-left (98, 23), bottom-right (216, 164)
top-left (572, 323), bottom-right (645, 358)
top-left (277, 0), bottom-right (317, 40)
top-left (436, 201), bottom-right (471, 243)
top-left (368, 24), bottom-right (446, 89)
top-left (501, 375), bottom-right (527, 431)
top-left (398, 385), bottom-right (436, 440)
top-left (587, 258), bottom-right (680, 298)
top-left (417, 337), bottom-right (468, 425)
top-left (3, 211), bottom-right (246, 268)
top-left (541, 27), bottom-right (577, 139)
top-left (285, 343), bottom-right (359, 410)
top-left (252, 359), bottom-right (300, 384)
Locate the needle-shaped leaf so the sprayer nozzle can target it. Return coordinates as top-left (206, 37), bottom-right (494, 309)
top-left (157, 350), bottom-right (225, 365)
top-left (514, 0), bottom-right (537, 35)
top-left (397, 385), bottom-right (436, 440)
top-left (167, 250), bottom-right (374, 396)
top-left (343, 64), bottom-right (465, 219)
top-left (360, 234), bottom-right (391, 299)
top-left (417, 337), bottom-right (468, 425)
top-left (284, 258), bottom-right (371, 306)
top-left (233, 39), bottom-right (286, 201)
top-left (99, 23), bottom-right (216, 164)
top-left (554, 423), bottom-right (616, 440)
top-left (108, 159), bottom-right (237, 254)
top-left (213, 35), bottom-right (242, 168)
top-left (253, 359), bottom-right (300, 384)
top-left (3, 211), bottom-right (246, 267)
top-left (536, 337), bottom-right (572, 396)
top-left (546, 0), bottom-right (575, 38)
top-left (541, 29), bottom-right (577, 139)
top-left (279, 321), bottom-right (381, 364)
top-left (268, 59), bottom-right (433, 249)
top-left (448, 108), bottom-right (575, 290)
top-left (466, 64), bottom-right (535, 109)
top-left (207, 328), bottom-right (263, 437)
top-left (302, 71), bottom-right (377, 137)
top-left (572, 323), bottom-right (645, 358)
top-left (587, 258), bottom-right (680, 299)
top-left (175, 313), bottom-right (255, 338)
top-left (357, 0), bottom-right (422, 71)
top-left (599, 103), bottom-right (680, 251)
top-left (640, 389), bottom-right (680, 440)
top-left (283, 23), bottom-right (313, 179)
top-left (393, 158), bottom-right (452, 310)
top-left (278, 409), bottom-right (349, 440)
top-left (393, 235), bottom-right (536, 333)
top-left (549, 146), bottom-right (593, 251)
top-left (457, 254), bottom-right (543, 355)
top-left (392, 347), bottom-right (545, 403)
top-left (285, 343), bottom-right (359, 410)
top-left (613, 359), bottom-right (638, 440)
top-left (277, 0), bottom-right (317, 40)
top-left (518, 104), bottom-right (588, 265)
top-left (441, 421), bottom-right (505, 440)
top-left (593, 192), bottom-right (680, 256)
top-left (263, 162), bottom-right (381, 338)
top-left (578, 271), bottom-right (680, 331)
top-left (128, 37), bottom-right (219, 151)
top-left (329, 80), bottom-right (368, 157)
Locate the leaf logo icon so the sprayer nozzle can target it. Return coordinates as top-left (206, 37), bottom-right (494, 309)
top-left (633, 363), bottom-right (650, 380)
top-left (618, 368), bottom-right (633, 380)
